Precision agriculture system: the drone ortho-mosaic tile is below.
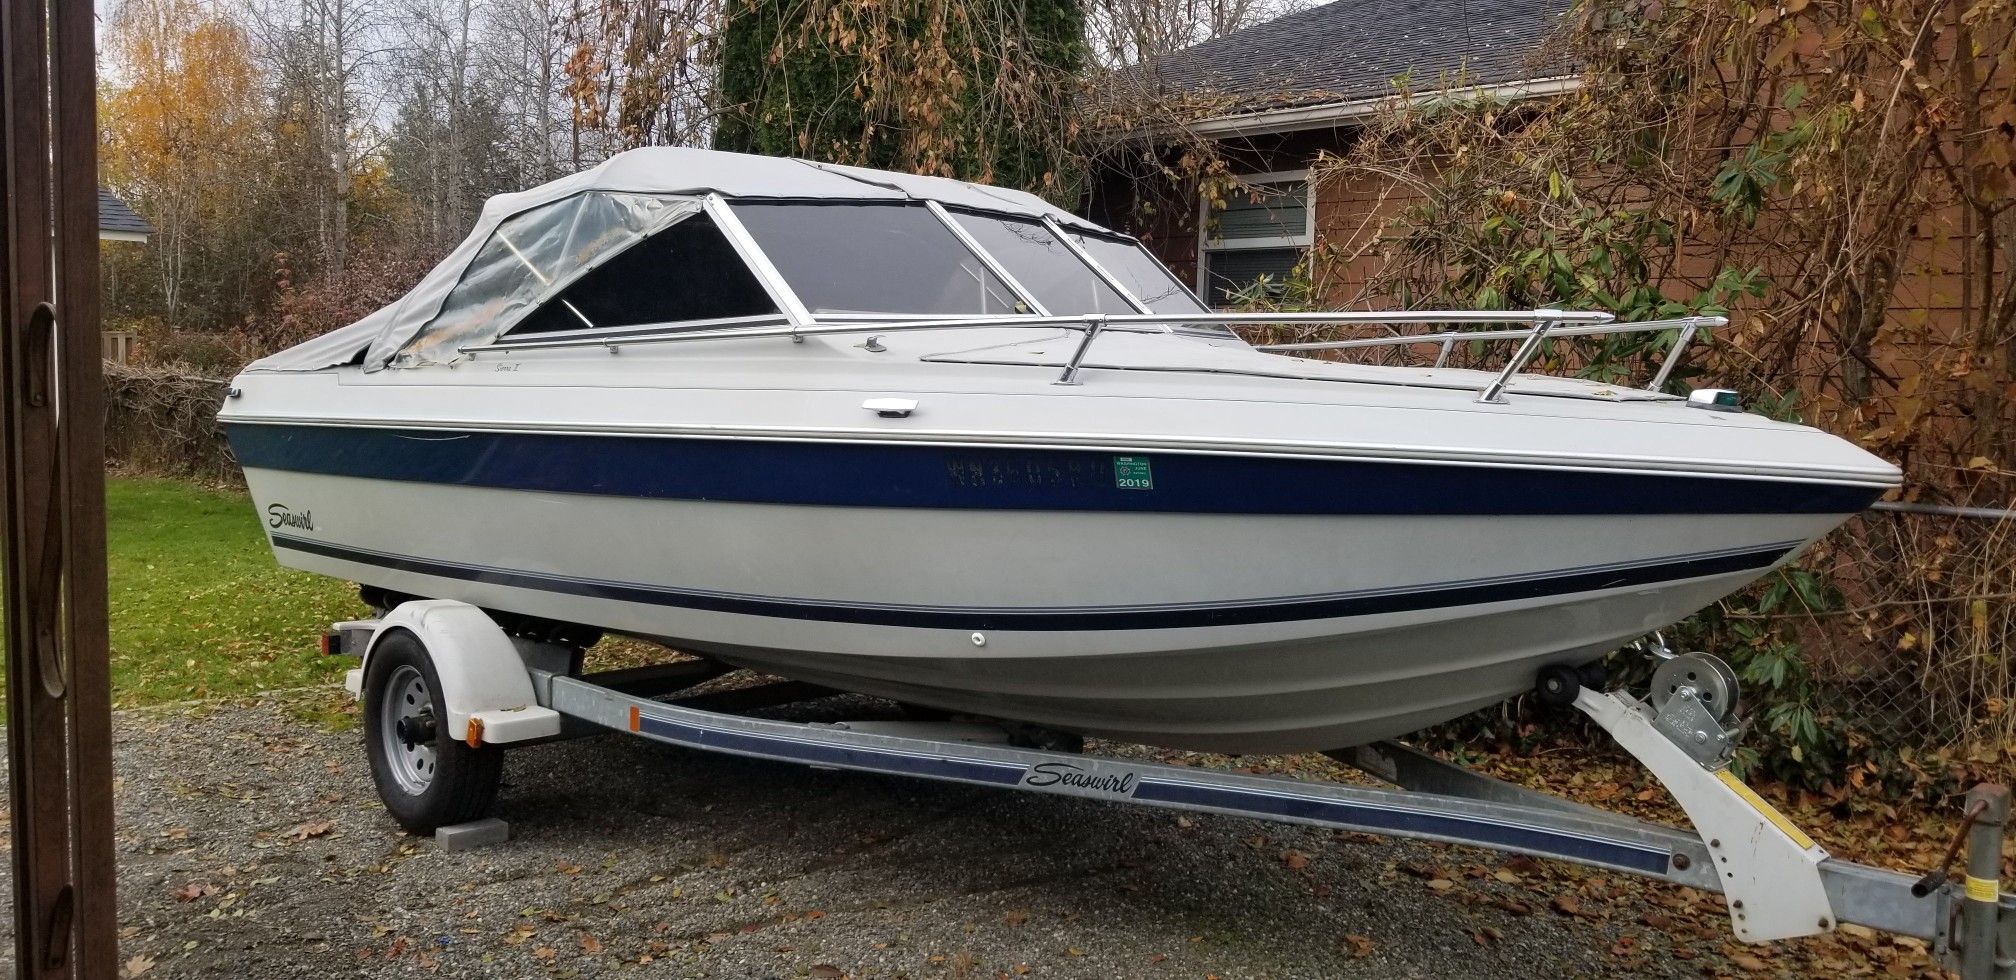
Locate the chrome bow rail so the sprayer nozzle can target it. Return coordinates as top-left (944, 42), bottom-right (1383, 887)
top-left (465, 308), bottom-right (1726, 402)
top-left (1252, 312), bottom-right (1727, 403)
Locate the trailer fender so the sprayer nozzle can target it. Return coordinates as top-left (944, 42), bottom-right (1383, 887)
top-left (350, 600), bottom-right (561, 745)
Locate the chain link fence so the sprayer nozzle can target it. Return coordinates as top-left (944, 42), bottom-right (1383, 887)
top-left (1799, 508), bottom-right (2016, 775)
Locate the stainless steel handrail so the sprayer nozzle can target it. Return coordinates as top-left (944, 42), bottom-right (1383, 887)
top-left (1258, 314), bottom-right (1728, 402)
top-left (468, 309), bottom-right (1618, 355)
top-left (1251, 316), bottom-right (1714, 351)
top-left (458, 308), bottom-right (1720, 397)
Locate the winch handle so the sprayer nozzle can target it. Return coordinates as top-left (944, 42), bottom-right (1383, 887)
top-left (1913, 797), bottom-right (1988, 898)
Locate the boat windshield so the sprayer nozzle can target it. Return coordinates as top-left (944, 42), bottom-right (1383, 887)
top-left (729, 202), bottom-right (1028, 316)
top-left (946, 210), bottom-right (1134, 315)
top-left (1066, 231), bottom-right (1208, 316)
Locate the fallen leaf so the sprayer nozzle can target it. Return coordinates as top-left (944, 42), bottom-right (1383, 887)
top-left (1551, 895), bottom-right (1581, 916)
top-left (531, 947), bottom-right (556, 961)
top-left (1344, 934), bottom-right (1375, 957)
top-left (1282, 850), bottom-right (1311, 870)
top-left (172, 882), bottom-right (217, 902)
top-left (1427, 878), bottom-right (1455, 892)
top-left (124, 954), bottom-right (156, 978)
top-left (580, 935), bottom-right (603, 954)
top-left (809, 965), bottom-right (844, 979)
top-left (286, 820), bottom-right (334, 841)
top-left (1732, 953), bottom-right (1770, 972)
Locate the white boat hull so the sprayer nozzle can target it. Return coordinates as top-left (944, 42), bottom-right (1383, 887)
top-left (240, 466), bottom-right (1843, 752)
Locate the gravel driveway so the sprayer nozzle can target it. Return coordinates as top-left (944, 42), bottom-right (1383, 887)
top-left (0, 690), bottom-right (1858, 978)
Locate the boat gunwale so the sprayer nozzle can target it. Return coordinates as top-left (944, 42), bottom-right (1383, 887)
top-left (213, 414), bottom-right (1904, 490)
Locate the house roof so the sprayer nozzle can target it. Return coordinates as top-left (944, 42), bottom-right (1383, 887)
top-left (1140, 0), bottom-right (1574, 118)
top-left (98, 187), bottom-right (153, 241)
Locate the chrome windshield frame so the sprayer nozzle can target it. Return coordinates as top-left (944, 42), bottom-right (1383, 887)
top-left (924, 201), bottom-right (1052, 317)
top-left (704, 193), bottom-right (816, 328)
top-left (1039, 216), bottom-right (1155, 316)
top-left (1048, 220), bottom-right (1214, 320)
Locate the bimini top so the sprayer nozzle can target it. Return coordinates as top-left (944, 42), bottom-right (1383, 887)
top-left (246, 147), bottom-right (1194, 373)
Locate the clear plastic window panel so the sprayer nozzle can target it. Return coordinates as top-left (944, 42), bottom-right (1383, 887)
top-left (400, 192), bottom-right (695, 361)
top-left (506, 212), bottom-right (778, 336)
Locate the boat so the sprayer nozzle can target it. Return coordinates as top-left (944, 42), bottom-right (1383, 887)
top-left (219, 147), bottom-right (1900, 754)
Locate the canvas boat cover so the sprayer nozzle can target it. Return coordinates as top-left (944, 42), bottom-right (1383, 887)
top-left (246, 148), bottom-right (1097, 373)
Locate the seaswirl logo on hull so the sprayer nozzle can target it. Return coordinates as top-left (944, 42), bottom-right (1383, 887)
top-left (1020, 761), bottom-right (1139, 797)
top-left (267, 503), bottom-right (315, 532)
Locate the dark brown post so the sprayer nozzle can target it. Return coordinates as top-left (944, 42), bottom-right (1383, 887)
top-left (0, 0), bottom-right (118, 975)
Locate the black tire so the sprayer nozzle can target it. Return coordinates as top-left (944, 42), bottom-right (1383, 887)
top-left (1534, 664), bottom-right (1583, 709)
top-left (362, 630), bottom-right (504, 834)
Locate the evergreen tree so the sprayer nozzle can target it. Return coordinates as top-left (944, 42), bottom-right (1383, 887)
top-left (714, 0), bottom-right (1085, 197)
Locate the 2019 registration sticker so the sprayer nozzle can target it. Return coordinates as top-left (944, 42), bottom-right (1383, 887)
top-left (1114, 456), bottom-right (1154, 490)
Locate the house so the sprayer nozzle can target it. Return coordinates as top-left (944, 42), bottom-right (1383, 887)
top-left (98, 187), bottom-right (152, 362)
top-left (1085, 0), bottom-right (1573, 306)
top-left (98, 186), bottom-right (153, 244)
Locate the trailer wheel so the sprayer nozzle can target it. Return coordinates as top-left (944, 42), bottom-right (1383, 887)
top-left (363, 630), bottom-right (503, 834)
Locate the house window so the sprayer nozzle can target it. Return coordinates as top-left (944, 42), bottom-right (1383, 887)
top-left (1198, 170), bottom-right (1312, 307)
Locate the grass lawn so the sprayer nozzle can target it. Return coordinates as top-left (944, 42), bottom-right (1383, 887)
top-left (103, 476), bottom-right (362, 709)
top-left (6, 475), bottom-right (658, 718)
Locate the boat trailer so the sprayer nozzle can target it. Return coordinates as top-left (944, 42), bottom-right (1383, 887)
top-left (332, 599), bottom-right (2016, 977)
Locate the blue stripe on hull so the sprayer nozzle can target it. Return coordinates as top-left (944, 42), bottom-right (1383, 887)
top-left (223, 422), bottom-right (1882, 516)
top-left (271, 534), bottom-right (1797, 630)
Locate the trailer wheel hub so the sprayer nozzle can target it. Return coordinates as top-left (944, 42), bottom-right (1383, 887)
top-left (379, 664), bottom-right (439, 795)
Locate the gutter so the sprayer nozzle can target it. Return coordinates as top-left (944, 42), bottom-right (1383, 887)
top-left (1167, 75), bottom-right (1585, 139)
